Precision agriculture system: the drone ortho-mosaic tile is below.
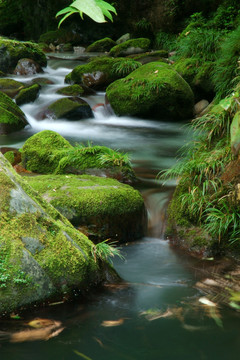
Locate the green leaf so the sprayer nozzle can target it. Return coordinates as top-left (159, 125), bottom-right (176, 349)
top-left (56, 6), bottom-right (77, 17)
top-left (71, 0), bottom-right (106, 23)
top-left (57, 10), bottom-right (78, 28)
top-left (219, 97), bottom-right (233, 110)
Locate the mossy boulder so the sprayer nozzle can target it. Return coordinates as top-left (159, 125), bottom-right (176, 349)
top-left (21, 130), bottom-right (73, 174)
top-left (15, 84), bottom-right (40, 106)
top-left (0, 78), bottom-right (24, 98)
top-left (21, 130), bottom-right (136, 182)
top-left (173, 58), bottom-right (214, 100)
top-left (131, 50), bottom-right (169, 64)
top-left (86, 37), bottom-right (116, 52)
top-left (39, 97), bottom-right (93, 120)
top-left (109, 38), bottom-right (151, 57)
top-left (56, 84), bottom-right (85, 97)
top-left (0, 37), bottom-right (47, 73)
top-left (106, 61), bottom-right (194, 119)
top-left (0, 152), bottom-right (116, 314)
top-left (26, 174), bottom-right (147, 243)
top-left (39, 29), bottom-right (82, 45)
top-left (65, 56), bottom-right (141, 90)
top-left (0, 91), bottom-right (28, 134)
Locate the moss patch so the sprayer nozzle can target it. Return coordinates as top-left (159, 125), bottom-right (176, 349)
top-left (15, 84), bottom-right (40, 106)
top-left (109, 38), bottom-right (151, 57)
top-left (0, 91), bottom-right (27, 134)
top-left (86, 37), bottom-right (116, 52)
top-left (57, 84), bottom-right (85, 97)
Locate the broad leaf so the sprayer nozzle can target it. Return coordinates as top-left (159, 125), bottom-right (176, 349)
top-left (71, 0), bottom-right (106, 23)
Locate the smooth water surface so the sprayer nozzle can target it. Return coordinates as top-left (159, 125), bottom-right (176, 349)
top-left (0, 57), bottom-right (240, 360)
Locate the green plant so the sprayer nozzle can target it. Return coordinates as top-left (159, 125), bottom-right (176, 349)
top-left (97, 147), bottom-right (131, 167)
top-left (213, 25), bottom-right (240, 99)
top-left (154, 31), bottom-right (177, 51)
top-left (56, 0), bottom-right (117, 27)
top-left (111, 59), bottom-right (141, 77)
top-left (91, 239), bottom-right (125, 264)
top-left (175, 28), bottom-right (224, 62)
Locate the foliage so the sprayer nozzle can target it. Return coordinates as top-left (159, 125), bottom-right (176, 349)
top-left (175, 28), bottom-right (225, 62)
top-left (154, 31), bottom-right (177, 51)
top-left (210, 0), bottom-right (240, 30)
top-left (56, 0), bottom-right (117, 27)
top-left (212, 24), bottom-right (240, 99)
top-left (91, 239), bottom-right (124, 264)
top-left (111, 59), bottom-right (141, 77)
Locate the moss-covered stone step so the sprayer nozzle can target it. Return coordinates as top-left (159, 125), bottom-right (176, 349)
top-left (106, 61), bottom-right (194, 119)
top-left (0, 91), bottom-right (28, 134)
top-left (0, 152), bottom-right (117, 315)
top-left (26, 174), bottom-right (147, 243)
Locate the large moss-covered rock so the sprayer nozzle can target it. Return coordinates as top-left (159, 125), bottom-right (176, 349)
top-left (15, 84), bottom-right (40, 106)
top-left (109, 38), bottom-right (151, 57)
top-left (26, 174), bottom-right (147, 243)
top-left (0, 91), bottom-right (28, 134)
top-left (106, 61), bottom-right (194, 119)
top-left (0, 153), bottom-right (116, 315)
top-left (86, 37), bottom-right (116, 52)
top-left (65, 56), bottom-right (142, 89)
top-left (40, 97), bottom-right (93, 120)
top-left (0, 37), bottom-right (47, 73)
top-left (56, 84), bottom-right (85, 97)
top-left (21, 130), bottom-right (135, 182)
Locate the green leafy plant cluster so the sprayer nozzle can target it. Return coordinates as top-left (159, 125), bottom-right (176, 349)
top-left (91, 239), bottom-right (124, 265)
top-left (111, 59), bottom-right (141, 77)
top-left (160, 94), bottom-right (240, 246)
top-left (154, 30), bottom-right (177, 51)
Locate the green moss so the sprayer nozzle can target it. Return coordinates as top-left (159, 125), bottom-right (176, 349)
top-left (4, 150), bottom-right (15, 165)
top-left (106, 61), bottom-right (194, 119)
top-left (57, 84), bottom-right (85, 97)
top-left (0, 78), bottom-right (24, 90)
top-left (0, 91), bottom-right (27, 133)
top-left (15, 84), bottom-right (40, 106)
top-left (21, 130), bottom-right (73, 173)
top-left (109, 38), bottom-right (151, 57)
top-left (0, 37), bottom-right (47, 73)
top-left (39, 29), bottom-right (82, 45)
top-left (132, 50), bottom-right (169, 61)
top-left (86, 37), bottom-right (116, 52)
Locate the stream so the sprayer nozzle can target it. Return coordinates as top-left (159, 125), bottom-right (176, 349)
top-left (0, 56), bottom-right (240, 360)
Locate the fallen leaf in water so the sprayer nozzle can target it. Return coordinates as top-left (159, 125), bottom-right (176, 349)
top-left (93, 337), bottom-right (104, 347)
top-left (101, 318), bottom-right (125, 327)
top-left (182, 323), bottom-right (208, 332)
top-left (27, 318), bottom-right (58, 328)
top-left (140, 308), bottom-right (173, 321)
top-left (199, 297), bottom-right (217, 307)
top-left (10, 322), bottom-right (64, 343)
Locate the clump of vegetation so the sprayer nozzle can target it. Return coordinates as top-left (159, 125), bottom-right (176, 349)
top-left (111, 59), bottom-right (142, 77)
top-left (212, 25), bottom-right (240, 99)
top-left (154, 30), bottom-right (177, 51)
top-left (91, 240), bottom-right (125, 265)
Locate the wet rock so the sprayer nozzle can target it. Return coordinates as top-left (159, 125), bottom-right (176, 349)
top-left (26, 174), bottom-right (147, 243)
top-left (0, 91), bottom-right (28, 134)
top-left (14, 58), bottom-right (43, 76)
top-left (194, 99), bottom-right (209, 116)
top-left (15, 84), bottom-right (41, 106)
top-left (38, 97), bottom-right (93, 120)
top-left (0, 78), bottom-right (24, 98)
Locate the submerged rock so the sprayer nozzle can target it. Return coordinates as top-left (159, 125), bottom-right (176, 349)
top-left (26, 174), bottom-right (147, 243)
top-left (0, 153), bottom-right (117, 315)
top-left (0, 91), bottom-right (28, 134)
top-left (106, 61), bottom-right (194, 119)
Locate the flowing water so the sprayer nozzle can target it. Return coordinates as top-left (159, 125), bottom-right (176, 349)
top-left (0, 56), bottom-right (240, 360)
